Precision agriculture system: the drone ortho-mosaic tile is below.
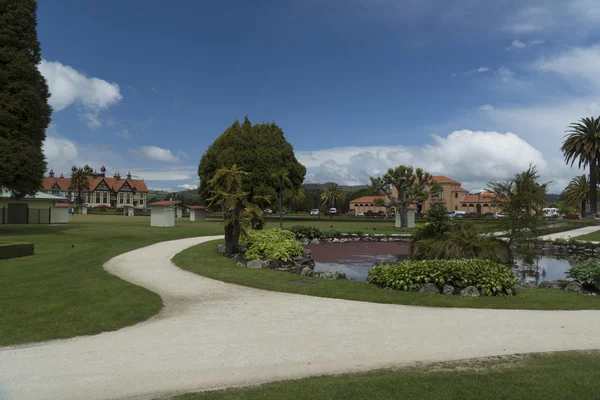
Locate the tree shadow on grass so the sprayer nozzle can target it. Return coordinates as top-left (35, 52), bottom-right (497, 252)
top-left (0, 224), bottom-right (78, 237)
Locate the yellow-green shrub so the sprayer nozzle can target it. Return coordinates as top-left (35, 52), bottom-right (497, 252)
top-left (242, 229), bottom-right (304, 261)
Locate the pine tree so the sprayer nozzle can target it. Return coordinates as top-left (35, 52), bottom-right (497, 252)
top-left (0, 0), bottom-right (52, 197)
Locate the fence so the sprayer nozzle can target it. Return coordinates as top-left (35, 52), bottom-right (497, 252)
top-left (0, 206), bottom-right (51, 225)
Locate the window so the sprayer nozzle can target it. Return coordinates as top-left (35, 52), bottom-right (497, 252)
top-left (103, 191), bottom-right (108, 203)
top-left (139, 199), bottom-right (144, 205)
top-left (454, 205), bottom-right (458, 211)
top-left (455, 193), bottom-right (458, 199)
top-left (439, 190), bottom-right (444, 198)
top-left (126, 193), bottom-right (131, 204)
top-left (96, 192), bottom-right (100, 203)
top-left (119, 192), bottom-right (124, 204)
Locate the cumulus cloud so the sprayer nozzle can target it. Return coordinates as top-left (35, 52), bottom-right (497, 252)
top-left (116, 128), bottom-right (131, 139)
top-left (38, 59), bottom-right (122, 129)
top-left (479, 104), bottom-right (495, 111)
top-left (506, 40), bottom-right (526, 50)
top-left (297, 130), bottom-right (548, 190)
top-left (178, 184), bottom-right (198, 190)
top-left (43, 136), bottom-right (79, 168)
top-left (463, 67), bottom-right (489, 76)
top-left (138, 146), bottom-right (180, 163)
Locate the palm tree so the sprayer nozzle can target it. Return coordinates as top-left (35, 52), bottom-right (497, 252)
top-left (271, 169), bottom-right (293, 229)
top-left (563, 175), bottom-right (591, 216)
top-left (70, 168), bottom-right (90, 212)
top-left (561, 116), bottom-right (600, 215)
top-left (320, 183), bottom-right (346, 219)
top-left (285, 187), bottom-right (306, 213)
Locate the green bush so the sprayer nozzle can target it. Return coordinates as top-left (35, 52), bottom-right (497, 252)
top-left (412, 224), bottom-right (509, 264)
top-left (367, 259), bottom-right (516, 296)
top-left (0, 242), bottom-right (34, 260)
top-left (567, 259), bottom-right (600, 289)
top-left (288, 225), bottom-right (323, 240)
top-left (321, 229), bottom-right (342, 238)
top-left (242, 229), bottom-right (304, 261)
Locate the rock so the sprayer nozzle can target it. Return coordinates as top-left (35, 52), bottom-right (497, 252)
top-left (442, 285), bottom-right (455, 295)
top-left (318, 270), bottom-right (347, 280)
top-left (234, 253), bottom-right (247, 267)
top-left (300, 267), bottom-right (314, 277)
top-left (380, 237), bottom-right (388, 242)
top-left (419, 283), bottom-right (440, 294)
top-left (340, 238), bottom-right (349, 243)
top-left (217, 244), bottom-right (226, 255)
top-left (332, 238), bottom-right (340, 243)
top-left (460, 286), bottom-right (481, 297)
top-left (246, 259), bottom-right (270, 269)
top-left (304, 249), bottom-right (312, 258)
top-left (310, 238), bottom-right (320, 245)
top-left (565, 281), bottom-right (583, 292)
top-left (300, 238), bottom-right (310, 246)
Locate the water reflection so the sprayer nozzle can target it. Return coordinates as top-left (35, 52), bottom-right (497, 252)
top-left (513, 257), bottom-right (574, 287)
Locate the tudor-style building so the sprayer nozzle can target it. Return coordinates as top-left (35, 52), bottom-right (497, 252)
top-left (42, 165), bottom-right (149, 208)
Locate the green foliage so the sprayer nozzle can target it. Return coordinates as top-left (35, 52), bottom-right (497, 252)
top-left (0, 0), bottom-right (51, 197)
top-left (198, 116), bottom-right (306, 207)
top-left (412, 224), bottom-right (510, 264)
top-left (561, 116), bottom-right (600, 214)
top-left (70, 168), bottom-right (90, 205)
top-left (321, 183), bottom-right (347, 215)
top-left (368, 259), bottom-right (516, 295)
top-left (289, 225), bottom-right (323, 240)
top-left (563, 175), bottom-right (590, 216)
top-left (567, 259), bottom-right (600, 289)
top-left (413, 203), bottom-right (457, 240)
top-left (0, 242), bottom-right (34, 260)
top-left (242, 229), bottom-right (304, 262)
top-left (321, 229), bottom-right (342, 238)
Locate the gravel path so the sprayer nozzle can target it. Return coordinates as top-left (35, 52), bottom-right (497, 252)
top-left (2, 235), bottom-right (600, 400)
top-left (539, 224), bottom-right (600, 241)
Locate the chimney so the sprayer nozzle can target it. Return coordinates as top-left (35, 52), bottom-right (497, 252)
top-left (127, 170), bottom-right (132, 179)
top-left (49, 168), bottom-right (54, 178)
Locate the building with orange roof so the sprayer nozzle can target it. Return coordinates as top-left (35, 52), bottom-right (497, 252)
top-left (355, 175), bottom-right (501, 215)
top-left (41, 165), bottom-right (149, 209)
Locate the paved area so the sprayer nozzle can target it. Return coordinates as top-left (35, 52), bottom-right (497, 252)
top-left (2, 236), bottom-right (600, 400)
top-left (539, 224), bottom-right (600, 241)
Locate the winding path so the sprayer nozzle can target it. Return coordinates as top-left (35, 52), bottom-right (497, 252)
top-left (2, 236), bottom-right (600, 400)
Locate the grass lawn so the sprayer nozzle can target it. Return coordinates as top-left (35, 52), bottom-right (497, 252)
top-left (575, 231), bottom-right (600, 241)
top-left (0, 215), bottom-right (223, 346)
top-left (166, 351), bottom-right (600, 400)
top-left (174, 239), bottom-right (600, 310)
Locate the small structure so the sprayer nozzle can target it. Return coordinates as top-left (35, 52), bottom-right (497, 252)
top-left (175, 206), bottom-right (183, 219)
top-left (406, 208), bottom-right (416, 228)
top-left (149, 200), bottom-right (181, 227)
top-left (188, 206), bottom-right (207, 222)
top-left (123, 205), bottom-right (135, 217)
top-left (0, 190), bottom-right (68, 224)
top-left (54, 203), bottom-right (71, 224)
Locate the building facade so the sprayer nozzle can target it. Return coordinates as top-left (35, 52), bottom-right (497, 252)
top-left (42, 165), bottom-right (149, 208)
top-left (351, 175), bottom-right (501, 215)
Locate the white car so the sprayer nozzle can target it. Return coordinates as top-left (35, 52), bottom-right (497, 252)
top-left (263, 209), bottom-right (273, 214)
top-left (494, 212), bottom-right (506, 218)
top-left (310, 209), bottom-right (320, 215)
top-left (329, 208), bottom-right (337, 214)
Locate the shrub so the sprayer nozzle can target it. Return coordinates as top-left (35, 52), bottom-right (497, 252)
top-left (288, 225), bottom-right (323, 240)
top-left (567, 259), bottom-right (600, 290)
top-left (242, 229), bottom-right (304, 261)
top-left (367, 259), bottom-right (516, 296)
top-left (321, 229), bottom-right (342, 238)
top-left (412, 224), bottom-right (509, 264)
top-left (413, 203), bottom-right (457, 240)
top-left (0, 243), bottom-right (34, 260)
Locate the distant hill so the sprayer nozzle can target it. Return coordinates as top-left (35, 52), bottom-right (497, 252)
top-left (302, 183), bottom-right (369, 192)
top-left (547, 193), bottom-right (561, 203)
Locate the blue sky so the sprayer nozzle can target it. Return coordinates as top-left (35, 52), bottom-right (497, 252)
top-left (38, 0), bottom-right (600, 192)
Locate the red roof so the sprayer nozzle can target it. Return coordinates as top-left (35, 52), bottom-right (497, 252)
top-left (188, 205), bottom-right (207, 209)
top-left (461, 192), bottom-right (497, 203)
top-left (149, 200), bottom-right (181, 206)
top-left (55, 203), bottom-right (71, 208)
top-left (452, 186), bottom-right (470, 192)
top-left (432, 175), bottom-right (461, 184)
top-left (41, 175), bottom-right (148, 192)
top-left (349, 196), bottom-right (387, 204)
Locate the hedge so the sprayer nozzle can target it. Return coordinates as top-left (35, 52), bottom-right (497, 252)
top-left (367, 259), bottom-right (516, 296)
top-left (0, 243), bottom-right (35, 260)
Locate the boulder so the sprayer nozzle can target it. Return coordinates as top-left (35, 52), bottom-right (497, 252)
top-left (318, 270), bottom-right (347, 280)
top-left (217, 244), bottom-right (226, 255)
top-left (234, 253), bottom-right (247, 267)
top-left (300, 238), bottom-right (310, 246)
top-left (419, 283), bottom-right (440, 294)
top-left (310, 238), bottom-right (320, 245)
top-left (460, 286), bottom-right (481, 297)
top-left (246, 259), bottom-right (270, 269)
top-left (300, 267), bottom-right (314, 277)
top-left (442, 285), bottom-right (455, 295)
top-left (332, 238), bottom-right (340, 243)
top-left (565, 281), bottom-right (583, 293)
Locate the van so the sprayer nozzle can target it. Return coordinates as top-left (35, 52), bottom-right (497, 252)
top-left (329, 208), bottom-right (337, 215)
top-left (542, 208), bottom-right (560, 217)
top-left (447, 211), bottom-right (465, 218)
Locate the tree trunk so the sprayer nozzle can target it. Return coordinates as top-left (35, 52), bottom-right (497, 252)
top-left (396, 205), bottom-right (408, 230)
top-left (223, 206), bottom-right (241, 255)
top-left (590, 157), bottom-right (598, 215)
top-left (582, 199), bottom-right (587, 217)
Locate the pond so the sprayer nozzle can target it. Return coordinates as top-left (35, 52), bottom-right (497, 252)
top-left (305, 242), bottom-right (578, 285)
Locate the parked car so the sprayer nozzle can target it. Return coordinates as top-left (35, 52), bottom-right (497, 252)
top-left (565, 214), bottom-right (582, 220)
top-left (485, 212), bottom-right (495, 218)
top-left (310, 209), bottom-right (320, 216)
top-left (493, 212), bottom-right (506, 218)
top-left (329, 207), bottom-right (337, 215)
top-left (263, 208), bottom-right (273, 214)
top-left (447, 211), bottom-right (465, 218)
top-left (358, 212), bottom-right (365, 217)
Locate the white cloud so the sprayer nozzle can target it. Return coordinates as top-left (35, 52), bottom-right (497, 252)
top-left (297, 130), bottom-right (548, 190)
top-left (177, 151), bottom-right (189, 159)
top-left (152, 86), bottom-right (159, 93)
top-left (497, 67), bottom-right (514, 83)
top-left (116, 129), bottom-right (131, 139)
top-left (506, 40), bottom-right (526, 50)
top-left (463, 67), bottom-right (489, 76)
top-left (535, 45), bottom-right (600, 90)
top-left (138, 146), bottom-right (180, 163)
top-left (503, 7), bottom-right (550, 33)
top-left (135, 167), bottom-right (196, 181)
top-left (178, 184), bottom-right (198, 190)
top-left (529, 39), bottom-right (544, 46)
top-left (479, 104), bottom-right (495, 111)
top-left (43, 136), bottom-right (79, 169)
top-left (39, 60), bottom-right (122, 129)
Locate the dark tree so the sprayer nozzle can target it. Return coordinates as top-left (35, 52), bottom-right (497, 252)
top-left (198, 116), bottom-right (306, 209)
top-left (0, 0), bottom-right (51, 197)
